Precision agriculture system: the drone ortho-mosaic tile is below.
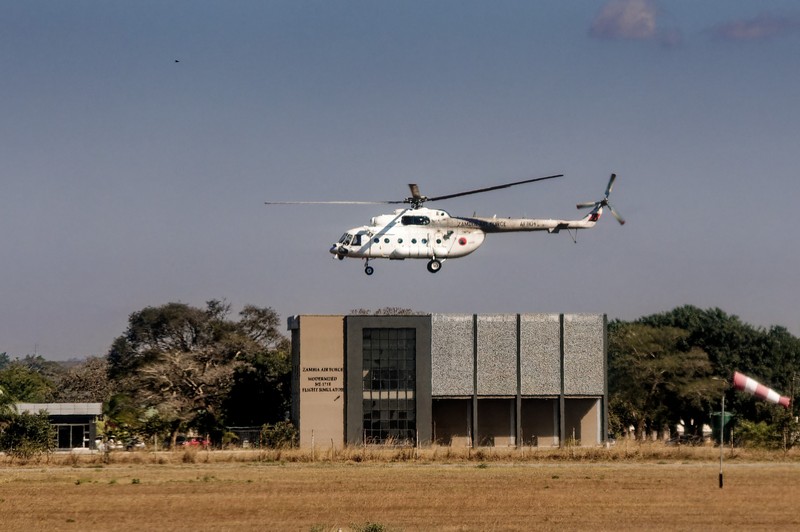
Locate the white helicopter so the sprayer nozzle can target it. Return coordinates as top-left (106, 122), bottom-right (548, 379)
top-left (266, 173), bottom-right (623, 275)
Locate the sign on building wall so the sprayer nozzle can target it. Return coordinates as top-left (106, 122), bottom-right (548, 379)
top-left (300, 366), bottom-right (344, 394)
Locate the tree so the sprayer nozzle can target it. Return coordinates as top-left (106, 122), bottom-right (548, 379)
top-left (52, 357), bottom-right (112, 403)
top-left (637, 305), bottom-right (800, 425)
top-left (0, 385), bottom-right (16, 424)
top-left (608, 322), bottom-right (723, 439)
top-left (222, 305), bottom-right (292, 426)
top-left (15, 355), bottom-right (63, 381)
top-left (223, 347), bottom-right (291, 426)
top-left (0, 363), bottom-right (55, 402)
top-left (0, 411), bottom-right (55, 461)
top-left (107, 300), bottom-right (289, 444)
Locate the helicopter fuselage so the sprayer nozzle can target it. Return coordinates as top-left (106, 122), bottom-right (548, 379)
top-left (329, 206), bottom-right (602, 263)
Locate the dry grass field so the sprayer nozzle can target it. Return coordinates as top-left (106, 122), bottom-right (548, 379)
top-left (1, 446), bottom-right (799, 531)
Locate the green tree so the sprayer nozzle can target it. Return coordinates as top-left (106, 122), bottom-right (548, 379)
top-left (0, 363), bottom-right (55, 402)
top-left (222, 305), bottom-right (292, 427)
top-left (0, 411), bottom-right (55, 461)
top-left (107, 300), bottom-right (289, 445)
top-left (102, 393), bottom-right (145, 441)
top-left (638, 305), bottom-right (800, 425)
top-left (609, 322), bottom-right (722, 439)
top-left (15, 355), bottom-right (63, 381)
top-left (0, 385), bottom-right (16, 424)
top-left (223, 347), bottom-right (291, 426)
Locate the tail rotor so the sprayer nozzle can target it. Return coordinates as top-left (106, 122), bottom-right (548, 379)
top-left (577, 173), bottom-right (625, 225)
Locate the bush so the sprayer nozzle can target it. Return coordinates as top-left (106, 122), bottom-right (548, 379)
top-left (260, 421), bottom-right (298, 448)
top-left (737, 420), bottom-right (781, 449)
top-left (0, 412), bottom-right (55, 460)
top-left (737, 415), bottom-right (800, 451)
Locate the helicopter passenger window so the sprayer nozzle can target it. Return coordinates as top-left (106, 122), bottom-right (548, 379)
top-left (401, 215), bottom-right (430, 226)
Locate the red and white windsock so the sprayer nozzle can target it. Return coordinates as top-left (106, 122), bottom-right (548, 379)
top-left (733, 371), bottom-right (790, 409)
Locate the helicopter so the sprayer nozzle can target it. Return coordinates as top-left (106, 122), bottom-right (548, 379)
top-left (266, 173), bottom-right (623, 275)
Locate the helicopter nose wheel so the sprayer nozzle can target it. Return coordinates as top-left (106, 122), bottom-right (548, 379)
top-left (426, 259), bottom-right (442, 273)
top-left (337, 254), bottom-right (345, 261)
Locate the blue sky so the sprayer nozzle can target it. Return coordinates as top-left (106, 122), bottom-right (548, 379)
top-left (3, 1), bottom-right (800, 360)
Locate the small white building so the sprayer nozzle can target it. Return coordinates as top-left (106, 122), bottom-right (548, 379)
top-left (16, 403), bottom-right (103, 449)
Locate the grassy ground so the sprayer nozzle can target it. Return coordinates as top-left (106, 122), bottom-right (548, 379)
top-left (1, 446), bottom-right (799, 531)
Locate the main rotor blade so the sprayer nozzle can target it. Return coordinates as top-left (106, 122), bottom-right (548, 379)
top-left (425, 174), bottom-right (563, 203)
top-left (264, 200), bottom-right (394, 205)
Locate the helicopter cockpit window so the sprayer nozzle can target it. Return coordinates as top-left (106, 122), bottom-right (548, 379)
top-left (338, 233), bottom-right (361, 246)
top-left (401, 215), bottom-right (431, 226)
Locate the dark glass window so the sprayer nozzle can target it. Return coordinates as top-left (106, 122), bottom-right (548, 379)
top-left (362, 328), bottom-right (416, 444)
top-left (401, 215), bottom-right (431, 226)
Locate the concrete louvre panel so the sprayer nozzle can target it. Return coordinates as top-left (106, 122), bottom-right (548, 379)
top-left (477, 314), bottom-right (517, 396)
top-left (520, 313), bottom-right (561, 395)
top-left (563, 314), bottom-right (605, 395)
top-left (431, 314), bottom-right (474, 396)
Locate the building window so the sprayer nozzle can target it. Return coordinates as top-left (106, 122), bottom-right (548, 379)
top-left (362, 328), bottom-right (416, 444)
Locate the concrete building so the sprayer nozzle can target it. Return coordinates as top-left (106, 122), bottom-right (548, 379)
top-left (290, 313), bottom-right (607, 448)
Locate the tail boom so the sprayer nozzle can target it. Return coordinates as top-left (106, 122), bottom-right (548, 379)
top-left (448, 211), bottom-right (600, 233)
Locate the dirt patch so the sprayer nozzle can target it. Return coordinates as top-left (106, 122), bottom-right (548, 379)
top-left (1, 454), bottom-right (798, 530)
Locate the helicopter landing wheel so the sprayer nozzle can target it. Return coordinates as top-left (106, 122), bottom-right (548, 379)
top-left (427, 259), bottom-right (442, 273)
top-left (365, 266), bottom-right (374, 276)
top-left (337, 254), bottom-right (345, 261)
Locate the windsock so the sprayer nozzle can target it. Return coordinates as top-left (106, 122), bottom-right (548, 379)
top-left (733, 371), bottom-right (790, 409)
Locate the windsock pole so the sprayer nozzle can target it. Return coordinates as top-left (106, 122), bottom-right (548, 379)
top-left (719, 393), bottom-right (724, 489)
top-left (732, 372), bottom-right (790, 409)
top-left (717, 373), bottom-right (789, 490)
